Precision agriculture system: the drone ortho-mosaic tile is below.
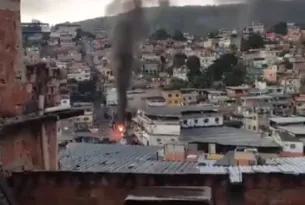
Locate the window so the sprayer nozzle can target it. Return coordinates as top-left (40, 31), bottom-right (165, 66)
top-left (188, 97), bottom-right (192, 100)
top-left (175, 101), bottom-right (178, 104)
top-left (248, 125), bottom-right (251, 130)
top-left (290, 144), bottom-right (296, 149)
top-left (204, 118), bottom-right (209, 123)
top-left (215, 118), bottom-right (220, 123)
top-left (168, 100), bottom-right (172, 104)
top-left (253, 126), bottom-right (256, 131)
top-left (194, 119), bottom-right (198, 124)
top-left (168, 94), bottom-right (172, 97)
top-left (84, 117), bottom-right (89, 121)
top-left (176, 94), bottom-right (180, 97)
top-left (183, 120), bottom-right (187, 124)
top-left (171, 139), bottom-right (175, 142)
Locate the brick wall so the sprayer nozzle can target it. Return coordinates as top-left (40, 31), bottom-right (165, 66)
top-left (0, 119), bottom-right (58, 171)
top-left (0, 8), bottom-right (30, 117)
top-left (244, 173), bottom-right (305, 205)
top-left (12, 172), bottom-right (229, 205)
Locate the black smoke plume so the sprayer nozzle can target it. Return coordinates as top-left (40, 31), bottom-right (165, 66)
top-left (107, 0), bottom-right (169, 123)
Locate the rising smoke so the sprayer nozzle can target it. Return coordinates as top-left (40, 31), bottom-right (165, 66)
top-left (107, 0), bottom-right (169, 123)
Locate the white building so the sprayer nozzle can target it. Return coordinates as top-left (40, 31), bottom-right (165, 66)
top-left (172, 67), bottom-right (188, 81)
top-left (132, 105), bottom-right (221, 146)
top-left (72, 103), bottom-right (94, 129)
top-left (106, 86), bottom-right (118, 106)
top-left (67, 70), bottom-right (91, 82)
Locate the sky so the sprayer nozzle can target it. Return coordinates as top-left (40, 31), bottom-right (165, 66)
top-left (20, 0), bottom-right (217, 24)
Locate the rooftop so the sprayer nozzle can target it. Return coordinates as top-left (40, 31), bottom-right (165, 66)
top-left (277, 131), bottom-right (302, 142)
top-left (181, 126), bottom-right (280, 147)
top-left (1, 108), bottom-right (84, 132)
top-left (241, 95), bottom-right (273, 100)
top-left (140, 105), bottom-right (216, 117)
top-left (269, 117), bottom-right (305, 124)
top-left (226, 86), bottom-right (250, 90)
top-left (278, 125), bottom-right (305, 135)
top-left (58, 143), bottom-right (305, 183)
top-left (203, 89), bottom-right (226, 94)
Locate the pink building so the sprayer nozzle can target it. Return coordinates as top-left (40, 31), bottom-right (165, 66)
top-left (263, 68), bottom-right (277, 83)
top-left (226, 86), bottom-right (250, 98)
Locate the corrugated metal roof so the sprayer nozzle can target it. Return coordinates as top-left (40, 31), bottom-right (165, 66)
top-left (59, 143), bottom-right (204, 174)
top-left (181, 127), bottom-right (280, 147)
top-left (269, 117), bottom-right (305, 124)
top-left (59, 144), bottom-right (305, 183)
top-left (225, 157), bottom-right (305, 183)
top-left (278, 125), bottom-right (305, 135)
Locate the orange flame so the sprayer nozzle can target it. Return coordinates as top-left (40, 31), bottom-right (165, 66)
top-left (117, 125), bottom-right (125, 133)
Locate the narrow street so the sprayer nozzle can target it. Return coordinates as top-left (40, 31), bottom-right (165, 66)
top-left (82, 37), bottom-right (114, 140)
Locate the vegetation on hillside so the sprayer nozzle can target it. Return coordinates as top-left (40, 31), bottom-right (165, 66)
top-left (169, 53), bottom-right (246, 89)
top-left (77, 1), bottom-right (305, 35)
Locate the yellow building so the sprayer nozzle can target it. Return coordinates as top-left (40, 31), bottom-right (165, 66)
top-left (162, 89), bottom-right (182, 106)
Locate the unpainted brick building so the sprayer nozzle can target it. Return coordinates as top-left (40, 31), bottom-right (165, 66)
top-left (10, 172), bottom-right (305, 205)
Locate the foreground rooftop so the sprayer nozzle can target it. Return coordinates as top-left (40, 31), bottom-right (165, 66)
top-left (59, 143), bottom-right (305, 183)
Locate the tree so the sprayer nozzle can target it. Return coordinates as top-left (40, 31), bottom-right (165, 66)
top-left (223, 64), bottom-right (246, 86)
top-left (173, 53), bottom-right (187, 68)
top-left (273, 22), bottom-right (288, 35)
top-left (169, 78), bottom-right (188, 89)
top-left (300, 76), bottom-right (305, 93)
top-left (73, 28), bottom-right (95, 41)
top-left (160, 55), bottom-right (166, 72)
top-left (150, 28), bottom-right (171, 40)
top-left (242, 34), bottom-right (265, 51)
top-left (229, 44), bottom-right (238, 53)
top-left (189, 74), bottom-right (211, 88)
top-left (185, 55), bottom-right (210, 88)
top-left (206, 53), bottom-right (239, 81)
top-left (186, 55), bottom-right (201, 72)
top-left (172, 30), bottom-right (186, 41)
top-left (284, 59), bottom-right (293, 70)
top-left (208, 31), bottom-right (219, 39)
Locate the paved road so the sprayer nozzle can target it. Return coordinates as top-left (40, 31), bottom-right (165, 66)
top-left (82, 38), bottom-right (116, 140)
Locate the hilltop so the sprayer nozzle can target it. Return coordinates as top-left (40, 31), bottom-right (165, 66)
top-left (76, 1), bottom-right (305, 35)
